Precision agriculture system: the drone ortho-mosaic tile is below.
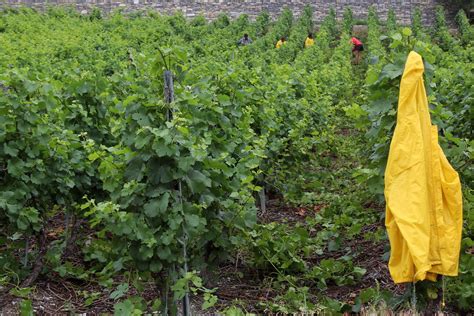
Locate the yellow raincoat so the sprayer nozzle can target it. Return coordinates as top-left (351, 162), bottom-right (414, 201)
top-left (276, 40), bottom-right (286, 49)
top-left (384, 51), bottom-right (463, 284)
top-left (304, 37), bottom-right (315, 48)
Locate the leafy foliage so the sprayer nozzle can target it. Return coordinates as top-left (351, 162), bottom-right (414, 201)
top-left (342, 7), bottom-right (353, 35)
top-left (433, 6), bottom-right (456, 50)
top-left (455, 9), bottom-right (474, 45)
top-left (386, 8), bottom-right (398, 34)
top-left (411, 7), bottom-right (425, 39)
top-left (321, 7), bottom-right (338, 42)
top-left (255, 10), bottom-right (270, 36)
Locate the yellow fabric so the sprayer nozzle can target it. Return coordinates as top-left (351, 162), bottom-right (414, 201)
top-left (276, 40), bottom-right (285, 49)
top-left (384, 51), bottom-right (463, 284)
top-left (304, 37), bottom-right (314, 48)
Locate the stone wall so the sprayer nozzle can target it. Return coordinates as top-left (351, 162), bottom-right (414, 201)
top-left (0, 0), bottom-right (455, 25)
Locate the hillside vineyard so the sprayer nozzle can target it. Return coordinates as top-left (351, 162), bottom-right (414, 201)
top-left (0, 4), bottom-right (472, 315)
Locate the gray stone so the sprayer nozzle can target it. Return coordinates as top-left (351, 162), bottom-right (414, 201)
top-left (0, 0), bottom-right (457, 25)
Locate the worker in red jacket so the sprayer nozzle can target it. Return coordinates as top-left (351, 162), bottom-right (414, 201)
top-left (350, 37), bottom-right (364, 64)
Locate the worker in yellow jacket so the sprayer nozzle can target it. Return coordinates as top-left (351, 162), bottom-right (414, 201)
top-left (384, 51), bottom-right (463, 284)
top-left (276, 36), bottom-right (286, 49)
top-left (304, 33), bottom-right (314, 48)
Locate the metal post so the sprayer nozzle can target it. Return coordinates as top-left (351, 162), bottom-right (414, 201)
top-left (259, 186), bottom-right (266, 214)
top-left (23, 239), bottom-right (29, 268)
top-left (163, 69), bottom-right (190, 316)
top-left (164, 70), bottom-right (174, 121)
top-left (179, 181), bottom-right (191, 316)
top-left (64, 211), bottom-right (70, 247)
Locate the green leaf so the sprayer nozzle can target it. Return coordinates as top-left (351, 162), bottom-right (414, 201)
top-left (380, 63), bottom-right (403, 80)
top-left (10, 287), bottom-right (32, 299)
top-left (427, 287), bottom-right (438, 300)
top-left (327, 239), bottom-right (339, 251)
top-left (130, 245), bottom-right (154, 261)
top-left (88, 152), bottom-right (100, 162)
top-left (24, 81), bottom-right (38, 93)
top-left (134, 134), bottom-right (152, 149)
top-left (144, 193), bottom-right (170, 218)
top-left (17, 216), bottom-right (29, 231)
top-left (353, 266), bottom-right (366, 277)
top-left (391, 33), bottom-right (402, 41)
top-left (4, 143), bottom-right (19, 156)
top-left (110, 283), bottom-right (129, 301)
top-left (352, 298), bottom-right (362, 313)
top-left (7, 158), bottom-right (23, 177)
top-left (202, 292), bottom-right (218, 310)
top-left (323, 297), bottom-right (343, 312)
top-left (124, 158), bottom-right (144, 181)
top-left (151, 298), bottom-right (162, 311)
top-left (152, 139), bottom-right (175, 157)
top-left (10, 232), bottom-right (23, 241)
top-left (76, 81), bottom-right (91, 94)
top-left (131, 113), bottom-right (151, 126)
top-left (185, 170), bottom-right (211, 193)
top-left (359, 288), bottom-right (377, 303)
top-left (185, 214), bottom-right (200, 227)
top-left (365, 68), bottom-right (379, 85)
top-left (157, 247), bottom-right (171, 260)
top-left (19, 299), bottom-right (33, 316)
top-left (114, 299), bottom-right (135, 316)
top-left (149, 261), bottom-right (163, 273)
top-left (402, 27), bottom-right (412, 37)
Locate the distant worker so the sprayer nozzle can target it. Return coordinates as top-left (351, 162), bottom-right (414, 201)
top-left (238, 33), bottom-right (252, 46)
top-left (276, 36), bottom-right (286, 49)
top-left (304, 33), bottom-right (315, 48)
top-left (350, 36), bottom-right (364, 64)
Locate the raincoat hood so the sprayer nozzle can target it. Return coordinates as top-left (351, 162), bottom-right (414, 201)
top-left (384, 51), bottom-right (463, 283)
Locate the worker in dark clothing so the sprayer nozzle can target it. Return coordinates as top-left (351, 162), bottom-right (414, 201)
top-left (238, 33), bottom-right (253, 46)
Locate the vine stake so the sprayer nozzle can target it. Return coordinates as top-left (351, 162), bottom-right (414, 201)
top-left (164, 69), bottom-right (191, 316)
